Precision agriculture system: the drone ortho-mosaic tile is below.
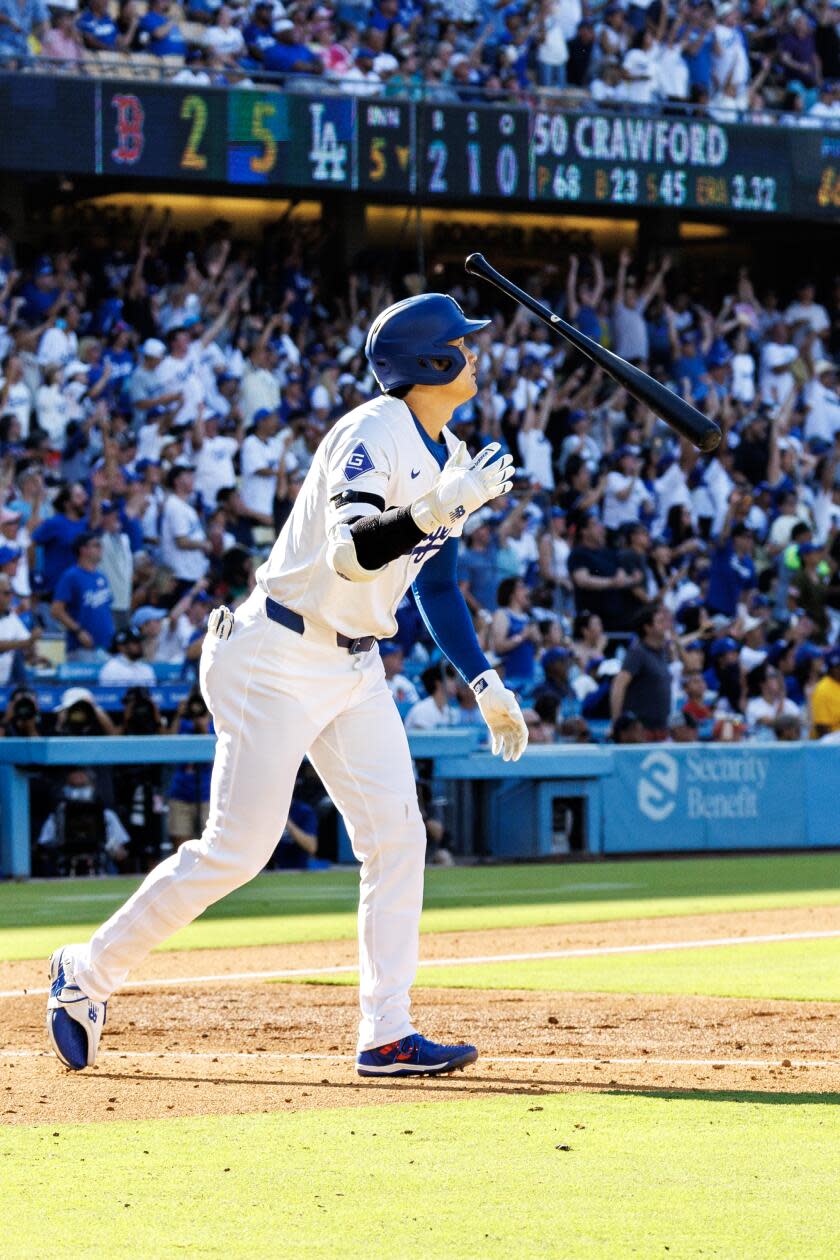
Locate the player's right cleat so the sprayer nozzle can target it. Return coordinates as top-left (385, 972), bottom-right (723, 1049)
top-left (46, 946), bottom-right (106, 1071)
top-left (356, 1033), bottom-right (478, 1078)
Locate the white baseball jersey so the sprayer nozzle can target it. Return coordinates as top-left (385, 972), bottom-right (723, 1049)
top-left (256, 395), bottom-right (464, 639)
top-left (157, 345), bottom-right (206, 425)
top-left (64, 391), bottom-right (475, 1062)
top-left (240, 433), bottom-right (297, 518)
top-left (160, 494), bottom-right (209, 582)
top-left (191, 433), bottom-right (239, 507)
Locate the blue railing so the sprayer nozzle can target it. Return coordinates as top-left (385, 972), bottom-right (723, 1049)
top-left (2, 733), bottom-right (839, 877)
top-left (0, 731), bottom-right (478, 877)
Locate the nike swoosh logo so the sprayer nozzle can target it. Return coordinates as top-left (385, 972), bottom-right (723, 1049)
top-left (410, 469), bottom-right (420, 479)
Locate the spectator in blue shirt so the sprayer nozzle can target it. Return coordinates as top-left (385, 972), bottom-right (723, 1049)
top-left (137, 0), bottom-right (187, 57)
top-left (490, 576), bottom-right (541, 691)
top-left (681, 9), bottom-right (715, 92)
top-left (0, 0), bottom-right (47, 61)
top-left (242, 0), bottom-right (275, 61)
top-left (706, 344), bottom-right (733, 404)
top-left (18, 257), bottom-right (63, 326)
top-left (51, 532), bottom-right (114, 660)
top-left (533, 646), bottom-right (577, 718)
top-left (103, 324), bottom-right (136, 401)
top-left (185, 0), bottom-right (220, 24)
top-left (707, 522), bottom-right (757, 618)
top-left (77, 0), bottom-right (121, 50)
top-left (32, 481), bottom-right (90, 595)
top-left (263, 19), bottom-right (324, 74)
top-left (458, 511), bottom-right (503, 615)
top-left (369, 0), bottom-right (407, 38)
top-left (673, 329), bottom-right (711, 401)
top-left (270, 797), bottom-right (319, 869)
top-left (167, 689), bottom-right (213, 848)
top-left (566, 252), bottom-right (605, 344)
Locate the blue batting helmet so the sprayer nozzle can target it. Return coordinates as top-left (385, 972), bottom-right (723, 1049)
top-left (365, 294), bottom-right (490, 393)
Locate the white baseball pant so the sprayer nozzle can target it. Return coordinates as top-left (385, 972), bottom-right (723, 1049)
top-left (72, 588), bottom-right (427, 1051)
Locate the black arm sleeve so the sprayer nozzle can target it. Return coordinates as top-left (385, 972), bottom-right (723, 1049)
top-left (349, 506), bottom-right (425, 570)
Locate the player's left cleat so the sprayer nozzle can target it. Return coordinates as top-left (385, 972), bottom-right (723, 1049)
top-left (356, 1033), bottom-right (478, 1078)
top-left (46, 946), bottom-right (107, 1071)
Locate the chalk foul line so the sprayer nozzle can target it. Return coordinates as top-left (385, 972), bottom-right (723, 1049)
top-left (1, 927), bottom-right (839, 1001)
top-left (0, 1049), bottom-right (837, 1070)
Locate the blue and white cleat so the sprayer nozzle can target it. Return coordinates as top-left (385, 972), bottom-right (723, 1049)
top-left (46, 947), bottom-right (107, 1071)
top-left (356, 1033), bottom-right (478, 1078)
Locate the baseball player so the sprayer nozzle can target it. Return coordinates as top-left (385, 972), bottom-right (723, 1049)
top-left (47, 294), bottom-right (528, 1078)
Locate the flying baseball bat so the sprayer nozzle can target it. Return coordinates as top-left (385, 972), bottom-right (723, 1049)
top-left (464, 253), bottom-right (721, 454)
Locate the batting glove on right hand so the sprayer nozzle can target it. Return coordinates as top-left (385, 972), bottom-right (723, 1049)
top-left (410, 442), bottom-right (513, 535)
top-left (208, 605), bottom-right (234, 640)
top-left (471, 668), bottom-right (529, 762)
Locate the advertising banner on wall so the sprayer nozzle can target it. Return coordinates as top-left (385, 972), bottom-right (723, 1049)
top-left (600, 745), bottom-right (811, 852)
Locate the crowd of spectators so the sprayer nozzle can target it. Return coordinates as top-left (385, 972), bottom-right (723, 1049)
top-left (2, 210), bottom-right (840, 861)
top-left (0, 0), bottom-right (838, 123)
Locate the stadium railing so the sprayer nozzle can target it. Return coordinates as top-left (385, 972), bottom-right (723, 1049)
top-left (0, 730), bottom-right (480, 878)
top-left (0, 682), bottom-right (193, 714)
top-left (2, 57), bottom-right (838, 128)
top-left (3, 734), bottom-right (839, 878)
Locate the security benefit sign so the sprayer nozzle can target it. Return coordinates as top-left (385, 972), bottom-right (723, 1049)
top-left (602, 746), bottom-right (806, 852)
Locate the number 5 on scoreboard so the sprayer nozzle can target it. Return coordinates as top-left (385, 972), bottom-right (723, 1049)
top-left (369, 136), bottom-right (385, 182)
top-left (180, 95), bottom-right (208, 171)
top-left (250, 102), bottom-right (278, 176)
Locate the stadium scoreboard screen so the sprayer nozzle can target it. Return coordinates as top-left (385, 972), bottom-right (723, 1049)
top-left (1, 74), bottom-right (839, 219)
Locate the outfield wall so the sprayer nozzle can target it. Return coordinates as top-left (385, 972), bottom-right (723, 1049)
top-left (599, 744), bottom-right (840, 854)
top-left (1, 735), bottom-right (839, 876)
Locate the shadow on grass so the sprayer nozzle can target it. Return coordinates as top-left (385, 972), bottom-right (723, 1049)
top-left (602, 1086), bottom-right (840, 1106)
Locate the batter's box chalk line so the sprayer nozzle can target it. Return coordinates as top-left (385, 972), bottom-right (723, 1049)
top-left (0, 1050), bottom-right (837, 1070)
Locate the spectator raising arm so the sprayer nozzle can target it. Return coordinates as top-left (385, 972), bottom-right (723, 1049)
top-left (639, 254), bottom-right (672, 313)
top-left (565, 254), bottom-right (580, 323)
top-left (609, 667), bottom-right (632, 729)
top-left (614, 246), bottom-right (631, 309)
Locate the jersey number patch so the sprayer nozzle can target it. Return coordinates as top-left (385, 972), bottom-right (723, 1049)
top-left (344, 442), bottom-right (375, 481)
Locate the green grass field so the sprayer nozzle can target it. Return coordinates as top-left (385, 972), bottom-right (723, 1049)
top-left (4, 1092), bottom-right (840, 1259)
top-left (3, 851), bottom-right (840, 961)
top-left (4, 852), bottom-right (840, 1258)
top-left (297, 935), bottom-right (840, 1002)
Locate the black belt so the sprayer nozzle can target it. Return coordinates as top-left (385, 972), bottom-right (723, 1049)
top-left (265, 596), bottom-right (376, 654)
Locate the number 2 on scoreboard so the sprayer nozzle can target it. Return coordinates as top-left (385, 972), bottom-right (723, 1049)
top-left (180, 95), bottom-right (208, 171)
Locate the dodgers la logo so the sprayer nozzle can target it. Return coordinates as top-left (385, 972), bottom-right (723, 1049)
top-left (344, 442), bottom-right (374, 481)
top-left (309, 101), bottom-right (348, 182)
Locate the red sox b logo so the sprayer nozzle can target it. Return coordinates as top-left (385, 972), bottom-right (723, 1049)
top-left (111, 94), bottom-right (145, 165)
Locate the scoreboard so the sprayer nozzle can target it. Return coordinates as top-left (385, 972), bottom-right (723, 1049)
top-left (1, 73), bottom-right (839, 219)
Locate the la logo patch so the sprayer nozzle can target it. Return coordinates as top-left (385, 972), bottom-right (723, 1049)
top-left (344, 442), bottom-right (374, 481)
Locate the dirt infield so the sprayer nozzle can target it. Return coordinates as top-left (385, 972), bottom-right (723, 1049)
top-left (3, 905), bottom-right (839, 1125)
